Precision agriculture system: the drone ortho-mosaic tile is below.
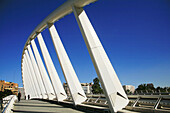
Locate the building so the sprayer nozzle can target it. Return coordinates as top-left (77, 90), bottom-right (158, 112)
top-left (81, 83), bottom-right (93, 94)
top-left (0, 80), bottom-right (18, 95)
top-left (123, 85), bottom-right (135, 93)
top-left (63, 82), bottom-right (93, 96)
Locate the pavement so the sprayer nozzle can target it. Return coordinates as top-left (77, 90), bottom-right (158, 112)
top-left (12, 100), bottom-right (142, 113)
top-left (13, 100), bottom-right (89, 113)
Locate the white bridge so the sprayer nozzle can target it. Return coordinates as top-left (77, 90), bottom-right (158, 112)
top-left (21, 0), bottom-right (129, 112)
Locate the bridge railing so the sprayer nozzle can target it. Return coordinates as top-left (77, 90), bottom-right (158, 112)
top-left (1, 95), bottom-right (17, 113)
top-left (82, 94), bottom-right (170, 111)
top-left (132, 90), bottom-right (170, 95)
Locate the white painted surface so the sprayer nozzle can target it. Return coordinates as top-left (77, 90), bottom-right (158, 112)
top-left (48, 24), bottom-right (86, 104)
top-left (31, 40), bottom-right (55, 100)
top-left (23, 57), bottom-right (34, 98)
top-left (23, 55), bottom-right (38, 98)
top-left (27, 45), bottom-right (47, 99)
top-left (21, 0), bottom-right (96, 55)
top-left (22, 62), bottom-right (29, 97)
top-left (3, 95), bottom-right (17, 113)
top-left (73, 7), bottom-right (129, 112)
top-left (25, 50), bottom-right (42, 98)
top-left (37, 33), bottom-right (67, 101)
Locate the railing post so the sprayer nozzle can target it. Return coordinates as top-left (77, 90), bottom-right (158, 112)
top-left (72, 6), bottom-right (129, 112)
top-left (154, 96), bottom-right (162, 109)
top-left (132, 97), bottom-right (140, 107)
top-left (37, 33), bottom-right (67, 101)
top-left (47, 23), bottom-right (87, 105)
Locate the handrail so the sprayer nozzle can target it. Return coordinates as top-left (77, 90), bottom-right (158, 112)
top-left (84, 94), bottom-right (170, 109)
top-left (2, 95), bottom-right (17, 113)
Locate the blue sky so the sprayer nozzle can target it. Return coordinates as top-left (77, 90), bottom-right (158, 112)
top-left (0, 0), bottom-right (170, 88)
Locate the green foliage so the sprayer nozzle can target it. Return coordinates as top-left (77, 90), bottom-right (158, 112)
top-left (156, 87), bottom-right (170, 92)
top-left (136, 84), bottom-right (155, 91)
top-left (92, 77), bottom-right (103, 94)
top-left (136, 83), bottom-right (170, 93)
top-left (0, 89), bottom-right (13, 100)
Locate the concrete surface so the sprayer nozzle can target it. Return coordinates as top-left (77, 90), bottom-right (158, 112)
top-left (13, 100), bottom-right (88, 113)
top-left (12, 100), bottom-right (143, 113)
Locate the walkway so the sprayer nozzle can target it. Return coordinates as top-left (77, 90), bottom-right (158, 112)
top-left (12, 100), bottom-right (142, 113)
top-left (12, 100), bottom-right (89, 113)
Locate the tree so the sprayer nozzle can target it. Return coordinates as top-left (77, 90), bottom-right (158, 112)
top-left (156, 86), bottom-right (167, 92)
top-left (136, 83), bottom-right (155, 92)
top-left (136, 84), bottom-right (147, 91)
top-left (147, 84), bottom-right (155, 90)
top-left (0, 89), bottom-right (13, 100)
top-left (92, 77), bottom-right (103, 94)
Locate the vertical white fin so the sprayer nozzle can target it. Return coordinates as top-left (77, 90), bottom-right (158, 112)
top-left (31, 40), bottom-right (56, 100)
top-left (73, 7), bottom-right (129, 112)
top-left (48, 24), bottom-right (87, 105)
top-left (37, 33), bottom-right (67, 101)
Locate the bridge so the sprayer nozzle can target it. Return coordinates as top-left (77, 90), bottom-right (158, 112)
top-left (1, 0), bottom-right (167, 113)
top-left (1, 94), bottom-right (170, 113)
top-left (20, 0), bottom-right (128, 112)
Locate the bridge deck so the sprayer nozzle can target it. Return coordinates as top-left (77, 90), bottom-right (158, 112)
top-left (12, 100), bottom-right (141, 113)
top-left (12, 100), bottom-right (88, 113)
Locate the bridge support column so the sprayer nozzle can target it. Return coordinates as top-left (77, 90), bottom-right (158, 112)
top-left (25, 50), bottom-right (42, 98)
top-left (27, 45), bottom-right (47, 99)
top-left (73, 7), bottom-right (129, 112)
top-left (48, 23), bottom-right (86, 105)
top-left (23, 60), bottom-right (37, 99)
top-left (37, 33), bottom-right (67, 101)
top-left (23, 54), bottom-right (39, 98)
top-left (22, 62), bottom-right (29, 98)
top-left (31, 40), bottom-right (55, 100)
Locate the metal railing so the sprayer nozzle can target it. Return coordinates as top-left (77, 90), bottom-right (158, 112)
top-left (133, 91), bottom-right (170, 95)
top-left (78, 94), bottom-right (170, 111)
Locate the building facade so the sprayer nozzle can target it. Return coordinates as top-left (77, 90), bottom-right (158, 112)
top-left (123, 85), bottom-right (135, 93)
top-left (81, 83), bottom-right (93, 94)
top-left (0, 80), bottom-right (18, 95)
top-left (63, 82), bottom-right (93, 96)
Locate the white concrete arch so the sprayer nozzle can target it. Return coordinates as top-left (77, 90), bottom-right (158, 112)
top-left (21, 0), bottom-right (128, 112)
